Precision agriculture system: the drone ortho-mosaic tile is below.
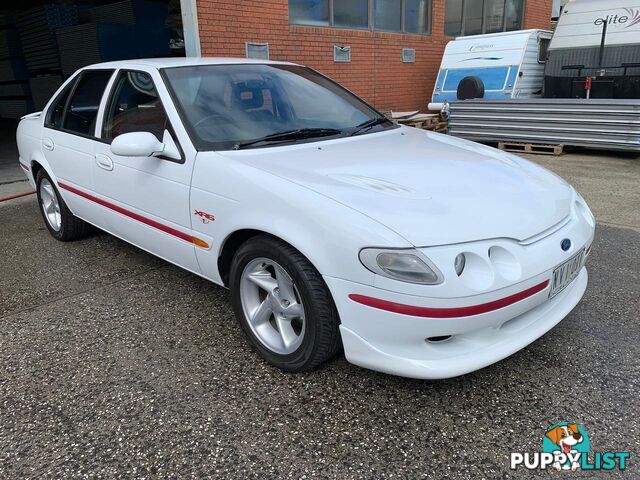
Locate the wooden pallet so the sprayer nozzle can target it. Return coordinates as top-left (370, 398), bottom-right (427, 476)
top-left (389, 112), bottom-right (449, 133)
top-left (498, 141), bottom-right (565, 156)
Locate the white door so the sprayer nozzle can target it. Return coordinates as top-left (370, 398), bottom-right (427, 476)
top-left (42, 69), bottom-right (115, 223)
top-left (91, 68), bottom-right (200, 273)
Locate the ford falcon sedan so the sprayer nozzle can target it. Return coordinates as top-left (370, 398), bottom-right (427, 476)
top-left (16, 58), bottom-right (595, 379)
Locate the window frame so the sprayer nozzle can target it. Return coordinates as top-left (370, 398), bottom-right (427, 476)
top-left (289, 0), bottom-right (432, 35)
top-left (100, 68), bottom-right (184, 164)
top-left (44, 69), bottom-right (115, 143)
top-left (44, 78), bottom-right (76, 131)
top-left (445, 0), bottom-right (526, 37)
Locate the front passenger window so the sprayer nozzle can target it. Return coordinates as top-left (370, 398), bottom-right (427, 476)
top-left (102, 71), bottom-right (169, 141)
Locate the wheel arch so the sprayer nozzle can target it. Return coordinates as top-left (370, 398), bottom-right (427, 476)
top-left (217, 229), bottom-right (264, 287)
top-left (28, 150), bottom-right (55, 185)
top-left (30, 159), bottom-right (44, 181)
top-left (217, 228), bottom-right (316, 288)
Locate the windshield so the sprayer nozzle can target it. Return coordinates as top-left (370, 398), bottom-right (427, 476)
top-left (162, 64), bottom-right (394, 150)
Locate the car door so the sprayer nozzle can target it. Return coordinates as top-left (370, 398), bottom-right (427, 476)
top-left (92, 67), bottom-right (201, 274)
top-left (42, 69), bottom-right (114, 223)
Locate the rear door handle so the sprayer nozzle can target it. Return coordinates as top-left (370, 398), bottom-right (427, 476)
top-left (42, 137), bottom-right (54, 151)
top-left (95, 154), bottom-right (114, 171)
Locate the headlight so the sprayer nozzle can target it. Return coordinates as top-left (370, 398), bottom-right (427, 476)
top-left (575, 192), bottom-right (595, 227)
top-left (359, 248), bottom-right (443, 285)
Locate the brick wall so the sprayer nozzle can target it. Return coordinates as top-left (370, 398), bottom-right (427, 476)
top-left (197, 0), bottom-right (553, 111)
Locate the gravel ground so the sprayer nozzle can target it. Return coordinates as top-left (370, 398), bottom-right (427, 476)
top-left (0, 197), bottom-right (638, 479)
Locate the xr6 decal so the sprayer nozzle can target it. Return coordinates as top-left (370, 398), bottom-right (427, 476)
top-left (194, 209), bottom-right (215, 223)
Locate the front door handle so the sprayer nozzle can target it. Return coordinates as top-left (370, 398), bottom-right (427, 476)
top-left (95, 154), bottom-right (114, 171)
top-left (42, 137), bottom-right (54, 151)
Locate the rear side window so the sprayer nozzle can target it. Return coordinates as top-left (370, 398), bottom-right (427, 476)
top-left (45, 82), bottom-right (74, 129)
top-left (62, 70), bottom-right (113, 136)
top-left (102, 70), bottom-right (168, 141)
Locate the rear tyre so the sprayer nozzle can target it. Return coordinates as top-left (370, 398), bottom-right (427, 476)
top-left (36, 169), bottom-right (90, 241)
top-left (457, 76), bottom-right (485, 100)
top-left (229, 235), bottom-right (341, 372)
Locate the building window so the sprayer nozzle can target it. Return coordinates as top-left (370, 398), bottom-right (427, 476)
top-left (444, 0), bottom-right (524, 36)
top-left (404, 0), bottom-right (430, 34)
top-left (289, 0), bottom-right (431, 35)
top-left (334, 0), bottom-right (369, 28)
top-left (504, 0), bottom-right (525, 31)
top-left (289, 0), bottom-right (330, 26)
top-left (374, 0), bottom-right (401, 32)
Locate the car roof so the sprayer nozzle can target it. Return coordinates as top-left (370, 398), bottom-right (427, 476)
top-left (84, 57), bottom-right (299, 70)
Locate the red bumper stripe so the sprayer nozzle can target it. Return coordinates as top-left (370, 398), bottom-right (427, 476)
top-left (19, 162), bottom-right (30, 173)
top-left (349, 280), bottom-right (550, 318)
top-left (58, 182), bottom-right (194, 244)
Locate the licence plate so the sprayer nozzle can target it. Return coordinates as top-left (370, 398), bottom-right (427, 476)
top-left (549, 249), bottom-right (584, 298)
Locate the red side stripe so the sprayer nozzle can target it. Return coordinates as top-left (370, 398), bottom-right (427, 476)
top-left (348, 280), bottom-right (550, 319)
top-left (0, 191), bottom-right (35, 202)
top-left (19, 162), bottom-right (30, 173)
top-left (57, 182), bottom-right (194, 244)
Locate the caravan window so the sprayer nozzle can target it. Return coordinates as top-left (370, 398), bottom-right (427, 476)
top-left (538, 38), bottom-right (550, 63)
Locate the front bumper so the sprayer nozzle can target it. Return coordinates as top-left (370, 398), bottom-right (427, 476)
top-left (326, 190), bottom-right (594, 379)
top-left (325, 267), bottom-right (588, 379)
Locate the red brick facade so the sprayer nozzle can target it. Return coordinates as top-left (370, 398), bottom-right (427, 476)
top-left (197, 0), bottom-right (553, 111)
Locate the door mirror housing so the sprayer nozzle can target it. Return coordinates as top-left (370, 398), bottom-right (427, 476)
top-left (111, 132), bottom-right (165, 158)
top-left (110, 131), bottom-right (182, 161)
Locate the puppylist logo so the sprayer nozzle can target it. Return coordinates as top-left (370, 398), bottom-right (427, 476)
top-left (510, 422), bottom-right (631, 472)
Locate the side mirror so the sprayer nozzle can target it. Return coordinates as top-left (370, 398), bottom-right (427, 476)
top-left (111, 132), bottom-right (165, 157)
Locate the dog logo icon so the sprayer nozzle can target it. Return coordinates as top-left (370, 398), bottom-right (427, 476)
top-left (542, 422), bottom-right (590, 471)
top-left (512, 422), bottom-right (629, 472)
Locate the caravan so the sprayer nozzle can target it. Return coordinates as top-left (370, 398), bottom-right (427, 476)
top-left (544, 0), bottom-right (640, 98)
top-left (432, 29), bottom-right (552, 103)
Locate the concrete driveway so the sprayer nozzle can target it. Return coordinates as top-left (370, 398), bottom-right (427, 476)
top-left (1, 150), bottom-right (638, 479)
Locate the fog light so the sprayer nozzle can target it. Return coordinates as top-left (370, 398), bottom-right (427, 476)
top-left (454, 253), bottom-right (466, 276)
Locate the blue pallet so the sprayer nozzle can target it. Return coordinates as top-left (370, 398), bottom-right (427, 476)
top-left (0, 58), bottom-right (29, 82)
top-left (0, 30), bottom-right (23, 59)
top-left (57, 22), bottom-right (171, 75)
top-left (90, 0), bottom-right (168, 28)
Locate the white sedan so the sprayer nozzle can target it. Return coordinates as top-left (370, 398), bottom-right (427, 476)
top-left (16, 58), bottom-right (595, 379)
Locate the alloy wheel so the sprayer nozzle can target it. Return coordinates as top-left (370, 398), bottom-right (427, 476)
top-left (239, 257), bottom-right (306, 355)
top-left (39, 178), bottom-right (62, 231)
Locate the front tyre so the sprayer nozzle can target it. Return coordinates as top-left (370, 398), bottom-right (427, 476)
top-left (229, 235), bottom-right (341, 372)
top-left (36, 169), bottom-right (90, 241)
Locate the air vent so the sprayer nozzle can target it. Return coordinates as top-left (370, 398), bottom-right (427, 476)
top-left (334, 45), bottom-right (351, 63)
top-left (402, 48), bottom-right (415, 63)
top-left (245, 42), bottom-right (269, 60)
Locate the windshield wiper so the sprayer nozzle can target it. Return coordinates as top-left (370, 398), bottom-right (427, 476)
top-left (232, 128), bottom-right (342, 150)
top-left (350, 117), bottom-right (390, 136)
